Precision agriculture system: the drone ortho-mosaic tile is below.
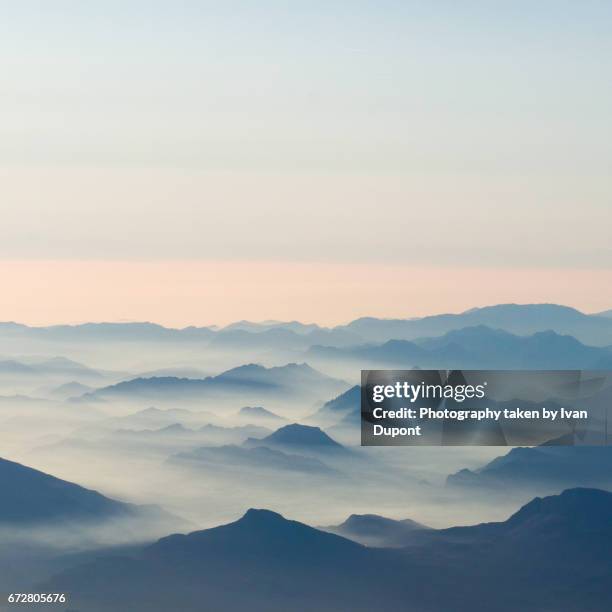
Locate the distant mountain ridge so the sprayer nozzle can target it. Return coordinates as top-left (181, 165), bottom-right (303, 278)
top-left (237, 406), bottom-right (286, 423)
top-left (308, 325), bottom-right (612, 369)
top-left (447, 444), bottom-right (612, 494)
top-left (323, 513), bottom-right (430, 547)
top-left (4, 303), bottom-right (612, 348)
top-left (82, 363), bottom-right (347, 403)
top-left (170, 444), bottom-right (334, 475)
top-left (338, 303), bottom-right (612, 346)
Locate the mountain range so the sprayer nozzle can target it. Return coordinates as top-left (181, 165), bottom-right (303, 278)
top-left (170, 424), bottom-right (345, 475)
top-left (170, 444), bottom-right (334, 475)
top-left (81, 363), bottom-right (347, 404)
top-left (337, 303), bottom-right (612, 346)
top-left (43, 487), bottom-right (612, 612)
top-left (447, 444), bottom-right (612, 494)
top-left (4, 304), bottom-right (612, 350)
top-left (308, 325), bottom-right (612, 369)
top-left (322, 513), bottom-right (429, 547)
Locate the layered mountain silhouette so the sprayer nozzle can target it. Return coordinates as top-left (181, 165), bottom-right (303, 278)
top-left (0, 356), bottom-right (104, 381)
top-left (171, 424), bottom-right (344, 474)
top-left (107, 407), bottom-right (217, 429)
top-left (83, 363), bottom-right (347, 404)
top-left (0, 457), bottom-right (139, 525)
top-left (4, 304), bottom-right (612, 353)
top-left (223, 320), bottom-right (322, 334)
top-left (237, 405), bottom-right (287, 424)
top-left (169, 423), bottom-right (348, 476)
top-left (44, 488), bottom-right (612, 612)
top-left (337, 303), bottom-right (612, 346)
top-left (243, 423), bottom-right (346, 455)
top-left (0, 321), bottom-right (214, 342)
top-left (323, 513), bottom-right (429, 547)
top-left (308, 325), bottom-right (612, 369)
top-left (116, 423), bottom-right (269, 441)
top-left (210, 325), bottom-right (362, 350)
top-left (46, 381), bottom-right (93, 399)
top-left (447, 444), bottom-right (612, 493)
top-left (170, 444), bottom-right (334, 474)
top-left (311, 385), bottom-right (360, 425)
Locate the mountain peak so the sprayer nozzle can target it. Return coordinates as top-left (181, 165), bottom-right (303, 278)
top-left (238, 406), bottom-right (284, 420)
top-left (507, 487), bottom-right (612, 531)
top-left (465, 303), bottom-right (586, 317)
top-left (241, 508), bottom-right (286, 524)
top-left (264, 424), bottom-right (342, 447)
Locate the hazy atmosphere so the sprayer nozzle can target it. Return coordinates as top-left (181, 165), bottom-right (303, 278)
top-left (1, 3), bottom-right (611, 611)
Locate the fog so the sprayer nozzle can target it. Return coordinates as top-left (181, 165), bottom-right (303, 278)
top-left (1, 327), bottom-right (596, 599)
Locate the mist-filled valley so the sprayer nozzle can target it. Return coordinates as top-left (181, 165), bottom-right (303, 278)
top-left (1, 304), bottom-right (612, 611)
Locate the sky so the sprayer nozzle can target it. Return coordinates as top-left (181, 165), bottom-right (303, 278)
top-left (1, 1), bottom-right (611, 326)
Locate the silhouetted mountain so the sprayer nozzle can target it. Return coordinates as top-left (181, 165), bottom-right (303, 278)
top-left (423, 487), bottom-right (612, 550)
top-left (0, 457), bottom-right (136, 525)
top-left (107, 407), bottom-right (217, 429)
top-left (4, 305), bottom-right (612, 351)
top-left (210, 327), bottom-right (307, 350)
top-left (309, 326), bottom-right (612, 369)
top-left (85, 363), bottom-right (346, 404)
top-left (244, 424), bottom-right (344, 454)
top-left (310, 385), bottom-right (360, 425)
top-left (237, 406), bottom-right (286, 423)
top-left (115, 423), bottom-right (193, 437)
top-left (47, 381), bottom-right (93, 399)
top-left (0, 322), bottom-right (214, 342)
top-left (309, 339), bottom-right (428, 364)
top-left (338, 303), bottom-right (612, 346)
top-left (447, 444), bottom-right (612, 493)
top-left (0, 356), bottom-right (103, 380)
top-left (133, 367), bottom-right (209, 379)
top-left (323, 513), bottom-right (429, 547)
top-left (223, 320), bottom-right (322, 334)
top-left (213, 325), bottom-right (362, 349)
top-left (44, 489), bottom-right (612, 612)
top-left (95, 423), bottom-right (272, 456)
top-left (198, 423), bottom-right (271, 438)
top-left (419, 326), bottom-right (612, 368)
top-left (0, 360), bottom-right (36, 375)
top-left (170, 445), bottom-right (334, 474)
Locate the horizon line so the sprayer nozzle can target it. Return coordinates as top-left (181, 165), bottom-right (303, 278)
top-left (0, 302), bottom-right (607, 331)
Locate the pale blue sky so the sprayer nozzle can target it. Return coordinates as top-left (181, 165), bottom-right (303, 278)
top-left (0, 1), bottom-right (611, 323)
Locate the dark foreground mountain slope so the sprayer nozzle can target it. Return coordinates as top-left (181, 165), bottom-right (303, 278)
top-left (0, 457), bottom-right (136, 525)
top-left (0, 457), bottom-right (187, 537)
top-left (44, 488), bottom-right (612, 612)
